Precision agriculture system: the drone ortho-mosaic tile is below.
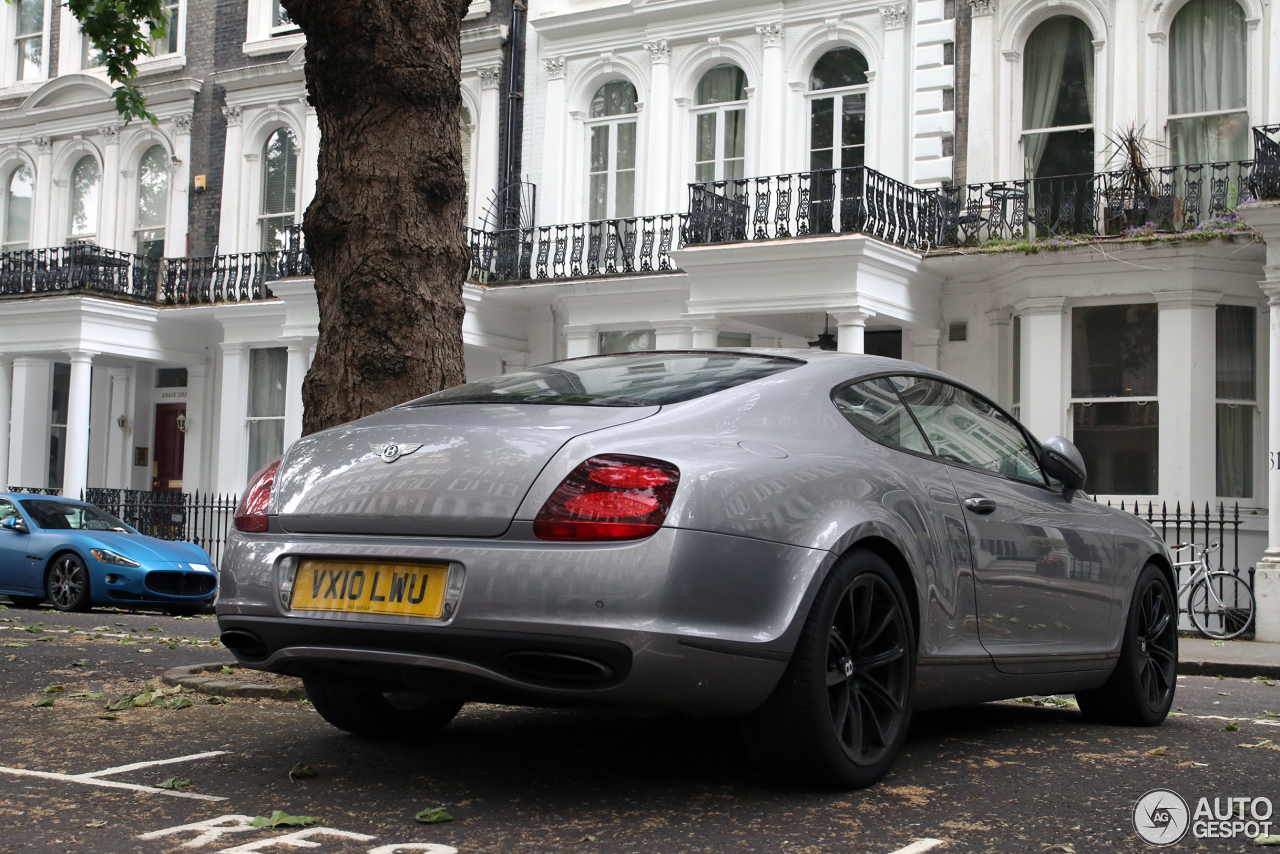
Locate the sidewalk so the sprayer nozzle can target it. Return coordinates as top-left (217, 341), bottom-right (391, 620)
top-left (1178, 636), bottom-right (1280, 679)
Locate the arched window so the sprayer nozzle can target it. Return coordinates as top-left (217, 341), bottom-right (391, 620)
top-left (135, 145), bottom-right (169, 259)
top-left (1022, 16), bottom-right (1094, 178)
top-left (587, 80), bottom-right (638, 220)
top-left (693, 65), bottom-right (747, 182)
top-left (260, 128), bottom-right (298, 251)
top-left (68, 155), bottom-right (101, 242)
top-left (808, 48), bottom-right (869, 172)
top-left (3, 164), bottom-right (33, 251)
top-left (1169, 0), bottom-right (1248, 164)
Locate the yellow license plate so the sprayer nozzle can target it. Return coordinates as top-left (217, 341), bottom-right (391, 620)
top-left (291, 560), bottom-right (449, 618)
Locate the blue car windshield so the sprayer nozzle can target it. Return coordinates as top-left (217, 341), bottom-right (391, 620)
top-left (405, 353), bottom-right (804, 408)
top-left (20, 499), bottom-right (134, 533)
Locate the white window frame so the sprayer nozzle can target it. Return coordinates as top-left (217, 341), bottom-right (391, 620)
top-left (691, 98), bottom-right (748, 183)
top-left (132, 144), bottom-right (170, 257)
top-left (585, 109), bottom-right (637, 221)
top-left (1, 161), bottom-right (33, 252)
top-left (257, 126), bottom-right (300, 252)
top-left (1214, 302), bottom-right (1260, 504)
top-left (805, 83), bottom-right (869, 171)
top-left (1, 0), bottom-right (51, 91)
top-left (244, 0), bottom-right (305, 57)
top-left (244, 346), bottom-right (287, 483)
top-left (66, 0), bottom-right (186, 76)
top-left (66, 153), bottom-right (103, 245)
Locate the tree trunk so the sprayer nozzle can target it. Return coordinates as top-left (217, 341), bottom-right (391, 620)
top-left (287, 0), bottom-right (470, 436)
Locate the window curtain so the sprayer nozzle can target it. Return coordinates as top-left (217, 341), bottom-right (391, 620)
top-left (1216, 404), bottom-right (1252, 497)
top-left (1216, 304), bottom-right (1256, 400)
top-left (696, 66), bottom-right (746, 105)
top-left (1022, 19), bottom-right (1074, 172)
top-left (1169, 0), bottom-right (1248, 164)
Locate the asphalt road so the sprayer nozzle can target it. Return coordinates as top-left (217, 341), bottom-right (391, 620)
top-left (0, 604), bottom-right (1278, 853)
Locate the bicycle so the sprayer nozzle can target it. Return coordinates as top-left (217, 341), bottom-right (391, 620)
top-left (1171, 541), bottom-right (1255, 640)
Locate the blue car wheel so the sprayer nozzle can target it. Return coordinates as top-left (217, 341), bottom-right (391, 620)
top-left (47, 553), bottom-right (91, 612)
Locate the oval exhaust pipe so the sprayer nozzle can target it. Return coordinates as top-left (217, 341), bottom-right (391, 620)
top-left (219, 629), bottom-right (266, 658)
top-left (503, 650), bottom-right (614, 684)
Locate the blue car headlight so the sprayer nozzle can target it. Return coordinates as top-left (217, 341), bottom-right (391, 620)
top-left (90, 548), bottom-right (141, 568)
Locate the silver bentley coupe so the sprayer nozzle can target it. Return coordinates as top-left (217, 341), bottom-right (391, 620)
top-left (216, 350), bottom-right (1177, 788)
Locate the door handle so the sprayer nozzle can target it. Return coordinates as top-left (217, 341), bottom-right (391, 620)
top-left (964, 497), bottom-right (997, 515)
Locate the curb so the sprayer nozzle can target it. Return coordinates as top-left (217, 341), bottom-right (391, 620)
top-left (163, 662), bottom-right (309, 701)
top-left (1177, 659), bottom-right (1280, 680)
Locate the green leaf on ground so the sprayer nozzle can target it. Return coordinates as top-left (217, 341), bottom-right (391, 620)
top-left (84, 820), bottom-right (107, 828)
top-left (154, 777), bottom-right (191, 790)
top-left (1257, 834), bottom-right (1280, 846)
top-left (91, 626), bottom-right (109, 632)
top-left (248, 811), bottom-right (318, 829)
top-left (44, 685), bottom-right (65, 693)
top-left (289, 763), bottom-right (317, 782)
top-left (1147, 746), bottom-right (1168, 755)
top-left (1225, 720), bottom-right (1241, 732)
top-left (220, 665), bottom-right (234, 675)
top-left (415, 808), bottom-right (454, 824)
top-left (1213, 640), bottom-right (1226, 646)
top-left (32, 698), bottom-right (54, 708)
top-left (168, 696), bottom-right (193, 709)
top-left (207, 695), bottom-right (228, 705)
top-left (105, 695), bottom-right (136, 711)
top-left (24, 627), bottom-right (42, 634)
top-left (98, 714), bottom-right (118, 721)
top-left (2, 642), bottom-right (27, 648)
top-left (68, 691), bottom-right (105, 699)
top-left (71, 660), bottom-right (87, 667)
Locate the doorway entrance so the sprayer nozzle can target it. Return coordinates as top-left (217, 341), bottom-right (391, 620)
top-left (153, 403), bottom-right (186, 492)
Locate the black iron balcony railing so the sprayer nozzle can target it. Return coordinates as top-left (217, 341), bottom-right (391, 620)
top-left (684, 166), bottom-right (936, 251)
top-left (0, 224), bottom-right (313, 306)
top-left (467, 215), bottom-right (680, 284)
top-left (937, 160), bottom-right (1255, 245)
top-left (1251, 125), bottom-right (1280, 201)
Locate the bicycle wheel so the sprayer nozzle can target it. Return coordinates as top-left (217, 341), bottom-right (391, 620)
top-left (1188, 572), bottom-right (1254, 640)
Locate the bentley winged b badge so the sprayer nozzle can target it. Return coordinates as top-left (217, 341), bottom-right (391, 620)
top-left (370, 442), bottom-right (424, 464)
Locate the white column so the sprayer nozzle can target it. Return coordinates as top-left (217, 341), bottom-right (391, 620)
top-left (539, 58), bottom-right (567, 225)
top-left (987, 308), bottom-right (1012, 407)
top-left (691, 324), bottom-right (720, 349)
top-left (218, 106), bottom-right (244, 253)
top-left (564, 325), bottom-right (596, 358)
top-left (907, 328), bottom-right (941, 369)
top-left (62, 351), bottom-right (96, 497)
top-left (169, 114), bottom-right (194, 256)
top-left (8, 358), bottom-right (50, 488)
top-left (1015, 297), bottom-right (1068, 443)
top-left (300, 105), bottom-right (321, 213)
top-left (642, 43), bottom-right (671, 215)
top-left (756, 23), bottom-right (784, 177)
top-left (1155, 291), bottom-right (1219, 505)
top-left (216, 342), bottom-right (249, 496)
top-left (32, 136), bottom-right (53, 247)
top-left (1238, 201), bottom-right (1280, 642)
top-left (474, 66), bottom-right (504, 224)
top-left (966, 0), bottom-right (997, 184)
top-left (105, 368), bottom-right (132, 489)
top-left (283, 337), bottom-right (312, 450)
top-left (0, 356), bottom-right (11, 487)
top-left (877, 4), bottom-right (910, 181)
top-left (834, 310), bottom-right (875, 354)
top-left (182, 362), bottom-right (208, 493)
top-left (99, 126), bottom-right (122, 250)
top-left (653, 324), bottom-right (692, 351)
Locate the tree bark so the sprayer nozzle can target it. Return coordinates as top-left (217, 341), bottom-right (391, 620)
top-left (287, 0), bottom-right (470, 436)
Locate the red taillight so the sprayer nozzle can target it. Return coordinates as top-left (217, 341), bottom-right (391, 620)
top-left (534, 454), bottom-right (680, 541)
top-left (234, 457), bottom-right (281, 533)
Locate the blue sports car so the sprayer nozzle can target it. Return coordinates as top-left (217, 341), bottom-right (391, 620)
top-left (0, 492), bottom-right (216, 614)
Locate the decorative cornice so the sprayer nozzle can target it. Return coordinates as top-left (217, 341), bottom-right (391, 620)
top-left (543, 56), bottom-right (566, 79)
top-left (968, 0), bottom-right (996, 16)
top-left (173, 113), bottom-right (194, 135)
top-left (221, 105), bottom-right (243, 127)
top-left (643, 39), bottom-right (670, 63)
top-left (756, 21), bottom-right (783, 47)
top-left (879, 4), bottom-right (909, 29)
top-left (478, 65), bottom-right (503, 90)
top-left (33, 135), bottom-right (51, 153)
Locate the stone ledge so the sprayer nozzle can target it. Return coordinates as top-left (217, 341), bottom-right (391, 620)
top-left (163, 662), bottom-right (308, 701)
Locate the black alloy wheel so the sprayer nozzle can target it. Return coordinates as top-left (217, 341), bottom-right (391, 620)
top-left (1077, 564), bottom-right (1177, 726)
top-left (46, 553), bottom-right (91, 612)
top-left (743, 549), bottom-right (916, 788)
top-left (825, 572), bottom-right (912, 767)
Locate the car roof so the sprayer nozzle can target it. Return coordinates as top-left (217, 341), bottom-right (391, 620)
top-left (0, 493), bottom-right (82, 503)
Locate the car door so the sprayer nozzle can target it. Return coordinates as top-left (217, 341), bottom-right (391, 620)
top-left (891, 376), bottom-right (1117, 670)
top-left (831, 377), bottom-right (984, 659)
top-left (0, 498), bottom-right (37, 594)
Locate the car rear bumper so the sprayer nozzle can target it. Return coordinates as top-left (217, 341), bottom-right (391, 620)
top-left (216, 525), bottom-right (833, 717)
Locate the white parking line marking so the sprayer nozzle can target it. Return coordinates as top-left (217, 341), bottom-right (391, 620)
top-left (218, 827), bottom-right (377, 853)
top-left (0, 750), bottom-right (228, 801)
top-left (888, 841), bottom-right (946, 854)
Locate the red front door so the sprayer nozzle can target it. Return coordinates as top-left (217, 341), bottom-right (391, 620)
top-left (153, 403), bottom-right (186, 492)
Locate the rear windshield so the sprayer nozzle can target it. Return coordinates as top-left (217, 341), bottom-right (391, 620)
top-left (405, 353), bottom-right (803, 408)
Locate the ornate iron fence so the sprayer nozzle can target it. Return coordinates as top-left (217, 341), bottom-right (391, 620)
top-left (684, 166), bottom-right (935, 251)
top-left (467, 215), bottom-right (680, 284)
top-left (1251, 124), bottom-right (1280, 200)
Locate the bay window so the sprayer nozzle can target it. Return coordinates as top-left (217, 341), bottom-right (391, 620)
top-left (693, 65), bottom-right (747, 182)
top-left (587, 80), bottom-right (638, 221)
top-left (1168, 0), bottom-right (1248, 165)
top-left (1070, 304), bottom-right (1159, 495)
top-left (1022, 16), bottom-right (1094, 179)
top-left (1216, 304), bottom-right (1256, 499)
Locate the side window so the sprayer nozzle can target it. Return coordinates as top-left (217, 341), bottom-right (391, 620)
top-left (832, 378), bottom-right (931, 455)
top-left (0, 499), bottom-right (16, 521)
top-left (892, 377), bottom-right (1044, 483)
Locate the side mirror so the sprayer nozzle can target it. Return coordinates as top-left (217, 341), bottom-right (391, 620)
top-left (1, 516), bottom-right (28, 533)
top-left (1038, 436), bottom-right (1087, 494)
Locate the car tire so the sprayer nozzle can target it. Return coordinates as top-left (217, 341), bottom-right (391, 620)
top-left (741, 548), bottom-right (915, 789)
top-left (165, 606), bottom-right (202, 618)
top-left (1076, 563), bottom-right (1177, 726)
top-left (46, 553), bottom-right (91, 612)
top-left (303, 680), bottom-right (464, 740)
top-left (5, 595), bottom-right (43, 608)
